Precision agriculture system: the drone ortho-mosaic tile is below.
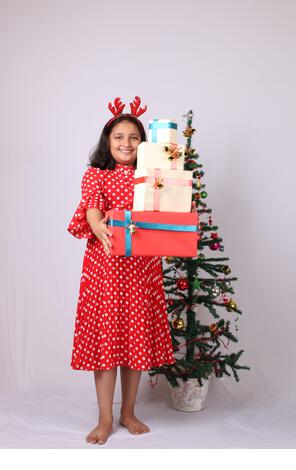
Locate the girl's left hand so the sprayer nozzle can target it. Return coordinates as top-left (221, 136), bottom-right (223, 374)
top-left (191, 200), bottom-right (197, 213)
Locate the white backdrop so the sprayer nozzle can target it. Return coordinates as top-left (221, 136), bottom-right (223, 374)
top-left (1, 0), bottom-right (296, 449)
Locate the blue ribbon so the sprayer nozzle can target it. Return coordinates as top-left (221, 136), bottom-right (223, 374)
top-left (149, 119), bottom-right (178, 143)
top-left (109, 210), bottom-right (198, 256)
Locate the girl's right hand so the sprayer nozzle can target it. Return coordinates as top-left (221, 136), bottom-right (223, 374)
top-left (92, 214), bottom-right (112, 255)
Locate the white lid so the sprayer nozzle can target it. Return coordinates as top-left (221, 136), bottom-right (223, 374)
top-left (148, 118), bottom-right (178, 124)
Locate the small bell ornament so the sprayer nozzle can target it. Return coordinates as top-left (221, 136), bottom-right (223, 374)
top-left (172, 317), bottom-right (185, 330)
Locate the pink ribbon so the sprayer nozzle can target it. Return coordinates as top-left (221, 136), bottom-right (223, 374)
top-left (170, 159), bottom-right (177, 170)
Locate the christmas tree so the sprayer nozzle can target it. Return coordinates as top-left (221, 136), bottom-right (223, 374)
top-left (148, 110), bottom-right (250, 388)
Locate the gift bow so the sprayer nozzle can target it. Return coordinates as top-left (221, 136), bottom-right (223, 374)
top-left (109, 210), bottom-right (198, 256)
top-left (163, 143), bottom-right (183, 170)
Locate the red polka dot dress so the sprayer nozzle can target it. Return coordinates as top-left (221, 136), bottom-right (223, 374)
top-left (67, 163), bottom-right (176, 371)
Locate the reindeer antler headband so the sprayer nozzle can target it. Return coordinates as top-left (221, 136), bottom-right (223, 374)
top-left (106, 96), bottom-right (147, 127)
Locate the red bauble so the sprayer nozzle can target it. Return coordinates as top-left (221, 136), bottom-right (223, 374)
top-left (210, 242), bottom-right (220, 250)
top-left (211, 232), bottom-right (219, 239)
top-left (167, 299), bottom-right (174, 306)
top-left (176, 278), bottom-right (189, 291)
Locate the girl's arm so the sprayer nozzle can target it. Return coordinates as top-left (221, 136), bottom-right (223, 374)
top-left (86, 208), bottom-right (112, 254)
top-left (86, 208), bottom-right (104, 228)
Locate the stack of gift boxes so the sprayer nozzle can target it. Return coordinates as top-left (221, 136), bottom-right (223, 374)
top-left (107, 118), bottom-right (199, 257)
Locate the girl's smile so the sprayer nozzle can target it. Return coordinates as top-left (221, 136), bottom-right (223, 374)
top-left (109, 120), bottom-right (141, 166)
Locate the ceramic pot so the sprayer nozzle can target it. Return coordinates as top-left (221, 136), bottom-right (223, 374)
top-left (168, 375), bottom-right (211, 412)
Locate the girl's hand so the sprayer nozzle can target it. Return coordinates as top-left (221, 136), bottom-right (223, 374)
top-left (191, 200), bottom-right (197, 213)
top-left (92, 214), bottom-right (112, 255)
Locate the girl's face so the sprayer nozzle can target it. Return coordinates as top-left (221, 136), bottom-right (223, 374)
top-left (109, 120), bottom-right (141, 166)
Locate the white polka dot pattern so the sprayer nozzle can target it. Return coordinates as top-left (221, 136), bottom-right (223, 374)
top-left (68, 164), bottom-right (176, 371)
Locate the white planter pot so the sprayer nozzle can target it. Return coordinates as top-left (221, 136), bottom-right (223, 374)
top-left (168, 375), bottom-right (211, 412)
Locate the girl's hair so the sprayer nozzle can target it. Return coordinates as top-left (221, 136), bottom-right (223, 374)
top-left (88, 114), bottom-right (147, 170)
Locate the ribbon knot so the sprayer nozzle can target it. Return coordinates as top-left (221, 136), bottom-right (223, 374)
top-left (127, 222), bottom-right (137, 234)
top-left (154, 177), bottom-right (164, 190)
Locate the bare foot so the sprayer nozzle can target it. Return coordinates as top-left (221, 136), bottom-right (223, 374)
top-left (119, 413), bottom-right (150, 435)
top-left (86, 419), bottom-right (113, 445)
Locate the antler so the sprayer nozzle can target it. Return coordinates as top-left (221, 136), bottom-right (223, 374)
top-left (130, 96), bottom-right (147, 117)
top-left (108, 97), bottom-right (126, 117)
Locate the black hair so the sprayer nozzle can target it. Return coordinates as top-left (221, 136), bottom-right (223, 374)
top-left (88, 114), bottom-right (147, 170)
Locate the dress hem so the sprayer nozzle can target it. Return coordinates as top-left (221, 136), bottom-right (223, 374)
top-left (71, 359), bottom-right (176, 372)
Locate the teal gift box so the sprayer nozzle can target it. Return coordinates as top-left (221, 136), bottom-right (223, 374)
top-left (148, 118), bottom-right (178, 144)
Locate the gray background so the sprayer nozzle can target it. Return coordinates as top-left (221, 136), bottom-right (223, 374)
top-left (1, 0), bottom-right (295, 448)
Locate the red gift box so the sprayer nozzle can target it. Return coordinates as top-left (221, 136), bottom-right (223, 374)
top-left (106, 210), bottom-right (199, 257)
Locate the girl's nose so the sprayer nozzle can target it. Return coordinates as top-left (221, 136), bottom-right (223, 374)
top-left (123, 138), bottom-right (131, 147)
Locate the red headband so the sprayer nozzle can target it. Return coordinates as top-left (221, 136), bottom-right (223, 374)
top-left (106, 96), bottom-right (148, 127)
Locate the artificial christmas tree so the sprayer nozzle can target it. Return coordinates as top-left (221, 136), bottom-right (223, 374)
top-left (148, 110), bottom-right (250, 411)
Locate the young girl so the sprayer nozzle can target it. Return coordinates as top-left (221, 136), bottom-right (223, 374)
top-left (67, 97), bottom-right (178, 445)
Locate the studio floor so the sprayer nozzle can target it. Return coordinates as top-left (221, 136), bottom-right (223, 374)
top-left (0, 375), bottom-right (295, 449)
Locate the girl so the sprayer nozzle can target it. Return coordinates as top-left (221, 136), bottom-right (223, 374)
top-left (67, 97), bottom-right (177, 445)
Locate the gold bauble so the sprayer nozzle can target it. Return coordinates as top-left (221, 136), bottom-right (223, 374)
top-left (222, 265), bottom-right (231, 275)
top-left (229, 299), bottom-right (237, 310)
top-left (172, 318), bottom-right (185, 330)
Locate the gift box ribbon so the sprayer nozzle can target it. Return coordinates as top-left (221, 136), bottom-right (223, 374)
top-left (134, 169), bottom-right (192, 211)
top-left (149, 119), bottom-right (177, 143)
top-left (109, 210), bottom-right (198, 256)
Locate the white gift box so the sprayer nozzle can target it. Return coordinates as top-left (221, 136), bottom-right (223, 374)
top-left (137, 142), bottom-right (185, 170)
top-left (148, 118), bottom-right (178, 144)
top-left (133, 168), bottom-right (193, 213)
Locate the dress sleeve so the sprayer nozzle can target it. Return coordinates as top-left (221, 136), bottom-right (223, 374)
top-left (67, 167), bottom-right (105, 239)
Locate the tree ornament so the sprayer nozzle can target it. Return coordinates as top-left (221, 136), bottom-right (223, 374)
top-left (172, 317), bottom-right (185, 330)
top-left (209, 323), bottom-right (219, 335)
top-left (183, 127), bottom-right (196, 138)
top-left (201, 191), bottom-right (208, 199)
top-left (167, 298), bottom-right (174, 306)
top-left (196, 179), bottom-right (201, 189)
top-left (224, 281), bottom-right (231, 289)
top-left (208, 216), bottom-right (212, 226)
top-left (194, 278), bottom-right (202, 290)
top-left (177, 278), bottom-right (189, 290)
top-left (211, 233), bottom-right (219, 239)
top-left (226, 299), bottom-right (237, 311)
top-left (165, 256), bottom-right (173, 263)
top-left (211, 285), bottom-right (221, 297)
top-left (194, 193), bottom-right (201, 200)
top-left (210, 242), bottom-right (221, 251)
top-left (223, 265), bottom-right (231, 275)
